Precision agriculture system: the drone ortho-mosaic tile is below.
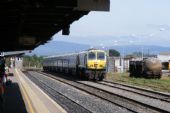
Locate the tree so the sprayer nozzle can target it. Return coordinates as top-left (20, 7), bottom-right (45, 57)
top-left (23, 55), bottom-right (44, 68)
top-left (126, 51), bottom-right (143, 58)
top-left (109, 49), bottom-right (120, 57)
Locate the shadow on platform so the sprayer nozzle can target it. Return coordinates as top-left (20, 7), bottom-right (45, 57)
top-left (1, 82), bottom-right (28, 113)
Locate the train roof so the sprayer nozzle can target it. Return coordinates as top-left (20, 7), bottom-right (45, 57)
top-left (45, 52), bottom-right (79, 59)
top-left (44, 49), bottom-right (106, 59)
top-left (88, 49), bottom-right (105, 52)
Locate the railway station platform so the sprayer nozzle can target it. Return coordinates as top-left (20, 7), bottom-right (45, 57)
top-left (1, 68), bottom-right (66, 113)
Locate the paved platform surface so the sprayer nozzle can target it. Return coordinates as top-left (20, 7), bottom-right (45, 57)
top-left (0, 68), bottom-right (67, 113)
top-left (1, 73), bottom-right (27, 113)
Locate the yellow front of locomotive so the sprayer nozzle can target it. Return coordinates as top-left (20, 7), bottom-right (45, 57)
top-left (87, 50), bottom-right (107, 70)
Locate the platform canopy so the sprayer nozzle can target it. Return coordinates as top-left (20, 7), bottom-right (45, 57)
top-left (0, 51), bottom-right (29, 57)
top-left (0, 0), bottom-right (110, 52)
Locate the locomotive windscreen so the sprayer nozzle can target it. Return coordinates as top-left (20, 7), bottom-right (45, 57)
top-left (97, 52), bottom-right (105, 60)
top-left (88, 52), bottom-right (105, 60)
top-left (88, 52), bottom-right (96, 60)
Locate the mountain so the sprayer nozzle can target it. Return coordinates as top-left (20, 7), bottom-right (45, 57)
top-left (29, 41), bottom-right (170, 56)
top-left (104, 45), bottom-right (170, 55)
top-left (29, 41), bottom-right (90, 56)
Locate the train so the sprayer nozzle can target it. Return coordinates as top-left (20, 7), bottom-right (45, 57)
top-left (42, 49), bottom-right (107, 81)
top-left (129, 58), bottom-right (162, 78)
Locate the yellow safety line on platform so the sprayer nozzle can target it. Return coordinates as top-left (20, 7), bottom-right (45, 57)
top-left (15, 69), bottom-right (35, 113)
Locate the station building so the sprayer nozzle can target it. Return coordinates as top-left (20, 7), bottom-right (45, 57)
top-left (157, 52), bottom-right (170, 70)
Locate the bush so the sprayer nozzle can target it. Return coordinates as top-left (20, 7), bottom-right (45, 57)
top-left (23, 55), bottom-right (44, 68)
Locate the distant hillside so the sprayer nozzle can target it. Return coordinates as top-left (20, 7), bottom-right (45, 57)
top-left (105, 45), bottom-right (170, 55)
top-left (29, 41), bottom-right (170, 56)
top-left (30, 41), bottom-right (90, 56)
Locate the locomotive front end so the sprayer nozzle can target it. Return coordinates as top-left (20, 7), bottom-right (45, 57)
top-left (86, 50), bottom-right (107, 80)
top-left (87, 50), bottom-right (106, 70)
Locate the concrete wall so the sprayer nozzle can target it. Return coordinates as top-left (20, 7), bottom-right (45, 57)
top-left (107, 57), bottom-right (131, 73)
top-left (157, 55), bottom-right (170, 62)
top-left (107, 57), bottom-right (115, 72)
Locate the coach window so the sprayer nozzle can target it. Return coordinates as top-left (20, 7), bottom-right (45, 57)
top-left (88, 52), bottom-right (96, 60)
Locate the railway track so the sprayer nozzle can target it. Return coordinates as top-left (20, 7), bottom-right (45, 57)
top-left (99, 80), bottom-right (170, 103)
top-left (25, 71), bottom-right (131, 113)
top-left (29, 71), bottom-right (170, 113)
top-left (25, 71), bottom-right (92, 113)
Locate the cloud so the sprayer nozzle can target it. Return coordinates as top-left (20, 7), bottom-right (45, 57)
top-left (149, 33), bottom-right (155, 37)
top-left (159, 28), bottom-right (166, 31)
top-left (147, 24), bottom-right (170, 31)
top-left (52, 32), bottom-right (170, 47)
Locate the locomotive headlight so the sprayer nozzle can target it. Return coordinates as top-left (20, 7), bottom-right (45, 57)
top-left (100, 65), bottom-right (103, 67)
top-left (94, 64), bottom-right (98, 67)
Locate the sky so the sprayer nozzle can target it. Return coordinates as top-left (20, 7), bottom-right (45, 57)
top-left (52, 0), bottom-right (170, 47)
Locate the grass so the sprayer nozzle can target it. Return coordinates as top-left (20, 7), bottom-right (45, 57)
top-left (106, 72), bottom-right (170, 93)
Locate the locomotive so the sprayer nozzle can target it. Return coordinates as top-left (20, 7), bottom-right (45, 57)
top-left (129, 58), bottom-right (162, 78)
top-left (42, 49), bottom-right (107, 81)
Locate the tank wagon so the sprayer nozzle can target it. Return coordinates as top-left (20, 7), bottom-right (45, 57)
top-left (129, 58), bottom-right (162, 78)
top-left (42, 49), bottom-right (107, 81)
